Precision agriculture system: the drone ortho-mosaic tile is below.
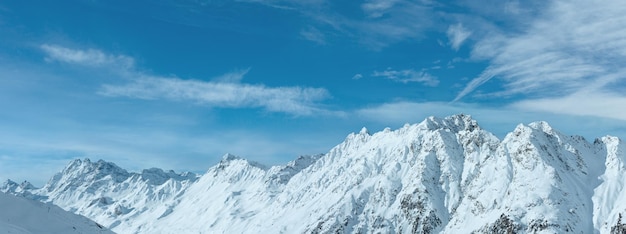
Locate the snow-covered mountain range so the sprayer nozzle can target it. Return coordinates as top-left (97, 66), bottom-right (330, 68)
top-left (3, 114), bottom-right (626, 233)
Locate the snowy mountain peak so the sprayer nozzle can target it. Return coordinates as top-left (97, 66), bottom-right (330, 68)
top-left (1, 179), bottom-right (15, 190)
top-left (267, 154), bottom-right (323, 185)
top-left (1, 179), bottom-right (36, 193)
top-left (340, 114), bottom-right (486, 158)
top-left (53, 158), bottom-right (199, 188)
top-left (1, 179), bottom-right (19, 193)
top-left (140, 168), bottom-right (198, 185)
top-left (359, 127), bottom-right (370, 135)
top-left (286, 154), bottom-right (323, 168)
top-left (20, 180), bottom-right (35, 190)
top-left (44, 158), bottom-right (130, 192)
top-left (2, 158), bottom-right (204, 231)
top-left (62, 158), bottom-right (129, 179)
top-left (528, 120), bottom-right (554, 134)
top-left (221, 153), bottom-right (240, 161)
top-left (418, 114), bottom-right (479, 133)
top-left (510, 122), bottom-right (550, 140)
top-left (217, 153), bottom-right (267, 171)
top-left (601, 136), bottom-right (622, 149)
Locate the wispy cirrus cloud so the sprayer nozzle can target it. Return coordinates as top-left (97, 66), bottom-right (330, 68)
top-left (40, 44), bottom-right (134, 69)
top-left (211, 68), bottom-right (250, 83)
top-left (99, 74), bottom-right (332, 116)
top-left (361, 0), bottom-right (402, 18)
top-left (510, 90), bottom-right (626, 121)
top-left (243, 0), bottom-right (437, 49)
top-left (300, 26), bottom-right (326, 45)
top-left (371, 68), bottom-right (439, 86)
top-left (446, 23), bottom-right (472, 51)
top-left (40, 44), bottom-right (335, 116)
top-left (236, 0), bottom-right (325, 10)
top-left (337, 0), bottom-right (437, 48)
top-left (455, 0), bottom-right (626, 106)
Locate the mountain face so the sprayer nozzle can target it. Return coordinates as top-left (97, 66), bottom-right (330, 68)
top-left (0, 191), bottom-right (113, 234)
top-left (3, 114), bottom-right (626, 233)
top-left (10, 158), bottom-right (199, 232)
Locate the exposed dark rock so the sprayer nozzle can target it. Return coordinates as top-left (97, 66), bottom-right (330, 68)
top-left (611, 213), bottom-right (626, 234)
top-left (476, 214), bottom-right (521, 234)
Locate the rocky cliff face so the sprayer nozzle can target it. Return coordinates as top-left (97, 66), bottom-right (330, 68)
top-left (3, 114), bottom-right (626, 233)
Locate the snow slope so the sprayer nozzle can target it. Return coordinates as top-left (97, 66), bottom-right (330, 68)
top-left (0, 191), bottom-right (113, 234)
top-left (593, 136), bottom-right (626, 233)
top-left (4, 114), bottom-right (626, 233)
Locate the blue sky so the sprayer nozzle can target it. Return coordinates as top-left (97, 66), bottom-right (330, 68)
top-left (2, 0), bottom-right (626, 186)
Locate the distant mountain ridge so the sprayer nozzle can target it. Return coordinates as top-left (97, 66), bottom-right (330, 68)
top-left (3, 114), bottom-right (626, 233)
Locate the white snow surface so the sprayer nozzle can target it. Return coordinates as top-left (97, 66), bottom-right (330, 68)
top-left (3, 114), bottom-right (626, 233)
top-left (0, 191), bottom-right (113, 234)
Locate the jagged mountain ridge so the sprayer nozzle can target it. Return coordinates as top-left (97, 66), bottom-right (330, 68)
top-left (3, 114), bottom-right (626, 233)
top-left (2, 158), bottom-right (200, 231)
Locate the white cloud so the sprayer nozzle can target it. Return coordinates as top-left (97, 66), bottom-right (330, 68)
top-left (40, 44), bottom-right (134, 69)
top-left (503, 0), bottom-right (522, 14)
top-left (361, 0), bottom-right (401, 18)
top-left (510, 91), bottom-right (626, 121)
top-left (352, 73), bottom-right (363, 80)
top-left (372, 68), bottom-right (439, 86)
top-left (212, 68), bottom-right (250, 83)
top-left (40, 44), bottom-right (335, 116)
top-left (99, 74), bottom-right (333, 116)
top-left (300, 27), bottom-right (326, 45)
top-left (456, 0), bottom-right (626, 104)
top-left (236, 0), bottom-right (325, 9)
top-left (245, 0), bottom-right (436, 49)
top-left (350, 1), bottom-right (436, 48)
top-left (446, 23), bottom-right (472, 51)
top-left (456, 0), bottom-right (545, 25)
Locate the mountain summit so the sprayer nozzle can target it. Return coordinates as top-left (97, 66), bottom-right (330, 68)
top-left (4, 114), bottom-right (626, 233)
